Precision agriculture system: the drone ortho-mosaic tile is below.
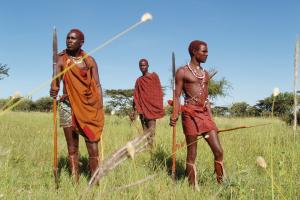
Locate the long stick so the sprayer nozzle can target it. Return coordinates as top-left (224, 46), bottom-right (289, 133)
top-left (293, 38), bottom-right (299, 138)
top-left (52, 27), bottom-right (59, 188)
top-left (171, 52), bottom-right (176, 180)
top-left (100, 135), bottom-right (104, 160)
top-left (177, 123), bottom-right (271, 149)
top-left (53, 99), bottom-right (58, 187)
top-left (88, 129), bottom-right (153, 187)
top-left (96, 174), bottom-right (156, 197)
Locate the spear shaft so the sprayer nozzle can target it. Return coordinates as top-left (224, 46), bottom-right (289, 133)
top-left (171, 52), bottom-right (176, 180)
top-left (52, 27), bottom-right (59, 188)
top-left (176, 123), bottom-right (271, 149)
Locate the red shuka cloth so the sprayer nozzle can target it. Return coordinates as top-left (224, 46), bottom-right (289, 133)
top-left (167, 100), bottom-right (218, 136)
top-left (133, 72), bottom-right (164, 119)
top-left (182, 104), bottom-right (218, 136)
top-left (180, 68), bottom-right (217, 136)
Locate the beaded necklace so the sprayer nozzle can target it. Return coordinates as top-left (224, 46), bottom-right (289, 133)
top-left (187, 62), bottom-right (206, 92)
top-left (187, 62), bottom-right (205, 79)
top-left (70, 56), bottom-right (83, 64)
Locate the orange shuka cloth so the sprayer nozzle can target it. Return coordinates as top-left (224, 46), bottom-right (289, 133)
top-left (133, 72), bottom-right (164, 119)
top-left (62, 51), bottom-right (104, 142)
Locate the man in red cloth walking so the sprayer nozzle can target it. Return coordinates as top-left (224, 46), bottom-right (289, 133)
top-left (50, 29), bottom-right (104, 183)
top-left (169, 40), bottom-right (224, 188)
top-left (131, 59), bottom-right (164, 147)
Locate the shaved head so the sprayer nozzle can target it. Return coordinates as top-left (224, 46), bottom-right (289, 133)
top-left (139, 58), bottom-right (149, 66)
top-left (188, 40), bottom-right (207, 58)
top-left (68, 29), bottom-right (84, 41)
top-left (139, 58), bottom-right (149, 75)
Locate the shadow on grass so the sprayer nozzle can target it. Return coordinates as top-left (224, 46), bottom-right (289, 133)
top-left (148, 145), bottom-right (186, 180)
top-left (79, 156), bottom-right (89, 178)
top-left (57, 156), bottom-right (67, 177)
top-left (57, 155), bottom-right (90, 179)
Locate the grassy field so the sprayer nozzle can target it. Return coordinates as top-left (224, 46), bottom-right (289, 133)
top-left (0, 112), bottom-right (299, 199)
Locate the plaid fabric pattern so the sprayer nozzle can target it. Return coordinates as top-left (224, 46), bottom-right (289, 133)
top-left (59, 100), bottom-right (73, 128)
top-left (133, 72), bottom-right (164, 119)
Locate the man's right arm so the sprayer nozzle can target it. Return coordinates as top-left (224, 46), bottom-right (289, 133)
top-left (50, 57), bottom-right (63, 98)
top-left (169, 67), bottom-right (184, 126)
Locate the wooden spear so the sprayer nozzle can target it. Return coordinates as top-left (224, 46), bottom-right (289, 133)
top-left (171, 52), bottom-right (177, 180)
top-left (52, 27), bottom-right (59, 188)
top-left (176, 123), bottom-right (271, 149)
top-left (293, 38), bottom-right (299, 138)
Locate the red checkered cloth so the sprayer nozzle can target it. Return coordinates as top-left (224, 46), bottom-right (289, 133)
top-left (181, 104), bottom-right (218, 136)
top-left (133, 72), bottom-right (164, 119)
top-left (168, 100), bottom-right (218, 136)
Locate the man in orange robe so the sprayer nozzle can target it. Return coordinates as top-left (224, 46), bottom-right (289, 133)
top-left (50, 29), bottom-right (104, 183)
top-left (132, 59), bottom-right (164, 147)
top-left (170, 40), bottom-right (224, 188)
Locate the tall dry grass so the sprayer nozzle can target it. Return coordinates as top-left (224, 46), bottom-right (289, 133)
top-left (0, 112), bottom-right (299, 199)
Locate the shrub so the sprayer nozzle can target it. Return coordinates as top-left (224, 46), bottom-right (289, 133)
top-left (34, 97), bottom-right (53, 112)
top-left (13, 98), bottom-right (35, 111)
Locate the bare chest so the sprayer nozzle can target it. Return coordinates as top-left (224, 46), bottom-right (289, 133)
top-left (183, 68), bottom-right (208, 85)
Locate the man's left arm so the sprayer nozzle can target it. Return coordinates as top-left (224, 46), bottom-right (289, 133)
top-left (91, 57), bottom-right (103, 108)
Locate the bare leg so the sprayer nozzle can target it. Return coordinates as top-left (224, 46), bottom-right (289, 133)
top-left (85, 140), bottom-right (100, 182)
top-left (203, 130), bottom-right (224, 183)
top-left (146, 119), bottom-right (156, 147)
top-left (185, 135), bottom-right (198, 187)
top-left (140, 115), bottom-right (156, 148)
top-left (139, 114), bottom-right (147, 131)
top-left (64, 127), bottom-right (79, 183)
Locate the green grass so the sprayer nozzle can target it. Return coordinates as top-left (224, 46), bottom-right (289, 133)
top-left (0, 112), bottom-right (299, 199)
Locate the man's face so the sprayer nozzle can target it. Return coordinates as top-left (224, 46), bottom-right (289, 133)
top-left (139, 60), bottom-right (149, 74)
top-left (66, 32), bottom-right (83, 51)
top-left (194, 44), bottom-right (208, 63)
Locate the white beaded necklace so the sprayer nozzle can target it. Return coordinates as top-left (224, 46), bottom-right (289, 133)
top-left (70, 56), bottom-right (83, 64)
top-left (187, 62), bottom-right (205, 79)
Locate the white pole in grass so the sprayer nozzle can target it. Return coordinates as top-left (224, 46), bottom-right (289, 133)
top-left (272, 88), bottom-right (280, 118)
top-left (293, 38), bottom-right (299, 138)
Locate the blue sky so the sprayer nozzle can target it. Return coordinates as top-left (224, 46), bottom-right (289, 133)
top-left (0, 0), bottom-right (299, 106)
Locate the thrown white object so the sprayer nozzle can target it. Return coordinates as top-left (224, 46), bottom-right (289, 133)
top-left (110, 110), bottom-right (115, 115)
top-left (141, 12), bottom-right (153, 22)
top-left (0, 147), bottom-right (10, 156)
top-left (204, 135), bottom-right (210, 139)
top-left (126, 142), bottom-right (135, 159)
top-left (12, 91), bottom-right (21, 99)
top-left (273, 88), bottom-right (280, 97)
top-left (256, 156), bottom-right (267, 169)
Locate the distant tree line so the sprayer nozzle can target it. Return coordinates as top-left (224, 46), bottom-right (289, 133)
top-left (212, 92), bottom-right (299, 125)
top-left (1, 76), bottom-right (229, 114)
top-left (0, 97), bottom-right (53, 112)
top-left (1, 81), bottom-right (297, 126)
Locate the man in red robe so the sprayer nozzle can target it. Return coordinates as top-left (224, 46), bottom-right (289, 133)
top-left (50, 29), bottom-right (104, 183)
top-left (170, 40), bottom-right (224, 188)
top-left (131, 59), bottom-right (164, 147)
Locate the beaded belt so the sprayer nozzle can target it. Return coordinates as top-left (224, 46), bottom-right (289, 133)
top-left (184, 97), bottom-right (208, 108)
